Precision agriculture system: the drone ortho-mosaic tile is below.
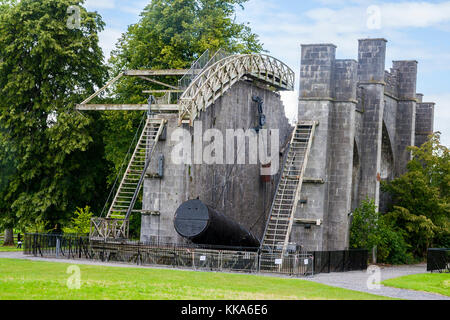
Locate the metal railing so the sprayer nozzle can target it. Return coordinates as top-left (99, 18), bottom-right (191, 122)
top-left (427, 248), bottom-right (449, 273)
top-left (175, 49), bottom-right (231, 103)
top-left (23, 233), bottom-right (367, 277)
top-left (312, 250), bottom-right (368, 274)
top-left (0, 234), bottom-right (22, 243)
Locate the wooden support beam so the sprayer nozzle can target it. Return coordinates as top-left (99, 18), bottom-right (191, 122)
top-left (76, 104), bottom-right (179, 112)
top-left (124, 69), bottom-right (189, 76)
top-left (80, 72), bottom-right (124, 105)
top-left (137, 76), bottom-right (179, 90)
top-left (142, 90), bottom-right (184, 93)
top-left (140, 210), bottom-right (161, 216)
top-left (294, 218), bottom-right (322, 226)
top-left (303, 178), bottom-right (325, 184)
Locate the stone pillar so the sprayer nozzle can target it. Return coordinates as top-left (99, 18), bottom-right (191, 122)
top-left (293, 44), bottom-right (336, 251)
top-left (416, 93), bottom-right (423, 103)
top-left (393, 60), bottom-right (417, 177)
top-left (326, 59), bottom-right (358, 250)
top-left (415, 102), bottom-right (435, 148)
top-left (357, 38), bottom-right (387, 208)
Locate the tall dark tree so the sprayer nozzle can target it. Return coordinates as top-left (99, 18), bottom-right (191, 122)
top-left (0, 0), bottom-right (109, 232)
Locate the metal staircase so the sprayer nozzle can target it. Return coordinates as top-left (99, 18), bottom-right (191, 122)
top-left (90, 117), bottom-right (166, 240)
top-left (107, 117), bottom-right (166, 220)
top-left (261, 121), bottom-right (316, 257)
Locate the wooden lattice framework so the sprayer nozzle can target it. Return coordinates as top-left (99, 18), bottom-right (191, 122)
top-left (90, 218), bottom-right (129, 241)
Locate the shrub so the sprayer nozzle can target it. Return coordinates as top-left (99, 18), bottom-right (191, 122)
top-left (63, 206), bottom-right (94, 235)
top-left (350, 199), bottom-right (412, 264)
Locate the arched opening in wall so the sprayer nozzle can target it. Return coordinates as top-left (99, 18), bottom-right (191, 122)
top-left (379, 122), bottom-right (394, 213)
top-left (351, 140), bottom-right (360, 213)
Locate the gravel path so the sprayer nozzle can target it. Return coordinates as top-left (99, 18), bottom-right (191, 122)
top-left (1, 252), bottom-right (448, 300)
top-left (305, 264), bottom-right (449, 300)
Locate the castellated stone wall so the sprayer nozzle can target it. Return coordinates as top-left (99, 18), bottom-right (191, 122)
top-left (295, 38), bottom-right (435, 251)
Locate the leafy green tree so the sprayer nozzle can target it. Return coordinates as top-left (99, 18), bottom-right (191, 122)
top-left (382, 133), bottom-right (450, 258)
top-left (350, 199), bottom-right (412, 264)
top-left (0, 0), bottom-right (109, 231)
top-left (63, 206), bottom-right (94, 234)
top-left (376, 216), bottom-right (412, 265)
top-left (349, 199), bottom-right (381, 251)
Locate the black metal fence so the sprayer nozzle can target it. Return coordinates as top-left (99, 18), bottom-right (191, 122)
top-left (23, 233), bottom-right (91, 259)
top-left (312, 250), bottom-right (368, 274)
top-left (23, 233), bottom-right (367, 277)
top-left (427, 248), bottom-right (449, 272)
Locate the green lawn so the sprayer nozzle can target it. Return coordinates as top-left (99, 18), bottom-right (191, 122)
top-left (382, 273), bottom-right (450, 297)
top-left (0, 258), bottom-right (393, 300)
top-left (0, 239), bottom-right (22, 252)
top-left (0, 245), bottom-right (23, 252)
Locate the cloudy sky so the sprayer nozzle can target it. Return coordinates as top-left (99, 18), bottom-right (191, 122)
top-left (84, 0), bottom-right (450, 147)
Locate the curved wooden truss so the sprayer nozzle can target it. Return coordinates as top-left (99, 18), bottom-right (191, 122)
top-left (178, 54), bottom-right (295, 124)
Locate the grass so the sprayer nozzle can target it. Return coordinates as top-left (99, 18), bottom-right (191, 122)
top-left (382, 273), bottom-right (450, 297)
top-left (0, 245), bottom-right (23, 252)
top-left (0, 258), bottom-right (393, 300)
top-left (0, 239), bottom-right (23, 252)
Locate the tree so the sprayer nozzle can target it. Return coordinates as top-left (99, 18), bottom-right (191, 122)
top-left (0, 0), bottom-right (109, 231)
top-left (63, 206), bottom-right (94, 234)
top-left (349, 199), bottom-right (380, 252)
top-left (350, 199), bottom-right (412, 264)
top-left (381, 133), bottom-right (450, 258)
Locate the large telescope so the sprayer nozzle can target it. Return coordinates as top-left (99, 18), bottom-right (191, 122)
top-left (174, 199), bottom-right (260, 248)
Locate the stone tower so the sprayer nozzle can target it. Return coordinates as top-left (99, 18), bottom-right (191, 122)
top-left (292, 39), bottom-right (435, 251)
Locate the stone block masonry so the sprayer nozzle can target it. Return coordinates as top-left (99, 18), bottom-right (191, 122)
top-left (141, 81), bottom-right (293, 244)
top-left (294, 38), bottom-right (436, 251)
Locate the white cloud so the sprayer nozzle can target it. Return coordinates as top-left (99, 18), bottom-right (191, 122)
top-left (280, 91), bottom-right (299, 125)
top-left (313, 0), bottom-right (372, 5)
top-left (85, 0), bottom-right (116, 10)
top-left (119, 1), bottom-right (148, 16)
top-left (426, 93), bottom-right (450, 147)
top-left (380, 1), bottom-right (450, 28)
top-left (98, 28), bottom-right (123, 61)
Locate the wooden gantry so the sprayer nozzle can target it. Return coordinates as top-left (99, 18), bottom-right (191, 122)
top-left (77, 52), bottom-right (296, 241)
top-left (76, 53), bottom-right (295, 126)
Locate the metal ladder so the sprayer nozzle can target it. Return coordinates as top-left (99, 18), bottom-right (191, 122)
top-left (261, 121), bottom-right (316, 256)
top-left (107, 117), bottom-right (166, 220)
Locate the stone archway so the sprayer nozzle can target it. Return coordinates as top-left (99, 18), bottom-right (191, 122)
top-left (351, 140), bottom-right (361, 213)
top-left (379, 122), bottom-right (394, 213)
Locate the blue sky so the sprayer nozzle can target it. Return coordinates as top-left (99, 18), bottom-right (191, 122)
top-left (84, 0), bottom-right (450, 147)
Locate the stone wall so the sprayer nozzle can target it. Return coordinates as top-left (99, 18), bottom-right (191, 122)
top-left (415, 102), bottom-right (435, 148)
top-left (141, 80), bottom-right (293, 243)
top-left (294, 38), bottom-right (435, 251)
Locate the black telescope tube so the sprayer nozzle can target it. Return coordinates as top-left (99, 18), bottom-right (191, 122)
top-left (174, 199), bottom-right (260, 248)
